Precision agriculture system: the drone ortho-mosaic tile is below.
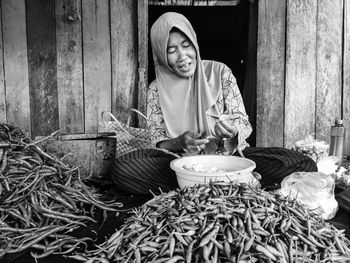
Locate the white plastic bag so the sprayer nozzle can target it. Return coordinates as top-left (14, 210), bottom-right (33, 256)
top-left (279, 172), bottom-right (338, 220)
top-left (317, 156), bottom-right (347, 179)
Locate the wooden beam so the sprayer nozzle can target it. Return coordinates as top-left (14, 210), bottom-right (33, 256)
top-left (256, 0), bottom-right (286, 147)
top-left (0, 3), bottom-right (5, 123)
top-left (315, 0), bottom-right (343, 143)
top-left (56, 0), bottom-right (84, 134)
top-left (2, 0), bottom-right (31, 133)
top-left (284, 0), bottom-right (317, 147)
top-left (82, 0), bottom-right (111, 133)
top-left (138, 0), bottom-right (148, 128)
top-left (344, 0), bottom-right (350, 157)
top-left (27, 0), bottom-right (59, 137)
top-left (110, 0), bottom-right (138, 124)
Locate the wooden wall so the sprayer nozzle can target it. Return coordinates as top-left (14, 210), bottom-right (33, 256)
top-left (0, 0), bottom-right (140, 138)
top-left (257, 0), bottom-right (350, 156)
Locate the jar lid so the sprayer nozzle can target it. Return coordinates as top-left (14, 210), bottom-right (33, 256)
top-left (335, 119), bottom-right (344, 125)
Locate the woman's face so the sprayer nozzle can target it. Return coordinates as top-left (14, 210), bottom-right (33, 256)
top-left (167, 30), bottom-right (197, 78)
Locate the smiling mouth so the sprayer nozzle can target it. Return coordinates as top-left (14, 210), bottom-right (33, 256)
top-left (179, 63), bottom-right (191, 70)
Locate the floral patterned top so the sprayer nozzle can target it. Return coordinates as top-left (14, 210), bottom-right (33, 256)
top-left (146, 65), bottom-right (252, 151)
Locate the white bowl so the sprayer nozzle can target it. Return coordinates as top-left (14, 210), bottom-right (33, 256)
top-left (170, 155), bottom-right (258, 189)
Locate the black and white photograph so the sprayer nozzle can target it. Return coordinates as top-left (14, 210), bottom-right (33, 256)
top-left (1, 0), bottom-right (350, 262)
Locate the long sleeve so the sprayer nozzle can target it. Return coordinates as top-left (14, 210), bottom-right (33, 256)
top-left (219, 68), bottom-right (252, 150)
top-left (147, 81), bottom-right (170, 145)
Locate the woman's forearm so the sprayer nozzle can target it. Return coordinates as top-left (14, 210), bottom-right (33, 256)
top-left (156, 138), bottom-right (184, 153)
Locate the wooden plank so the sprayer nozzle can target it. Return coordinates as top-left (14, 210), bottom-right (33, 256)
top-left (256, 0), bottom-right (286, 147)
top-left (315, 0), bottom-right (343, 143)
top-left (82, 0), bottom-right (111, 133)
top-left (149, 0), bottom-right (241, 6)
top-left (344, 0), bottom-right (350, 157)
top-left (56, 0), bottom-right (84, 134)
top-left (284, 0), bottom-right (317, 147)
top-left (137, 0), bottom-right (148, 128)
top-left (40, 136), bottom-right (116, 178)
top-left (0, 3), bottom-right (5, 123)
top-left (2, 0), bottom-right (30, 133)
top-left (110, 0), bottom-right (138, 124)
top-left (26, 0), bottom-right (59, 137)
top-left (36, 132), bottom-right (114, 140)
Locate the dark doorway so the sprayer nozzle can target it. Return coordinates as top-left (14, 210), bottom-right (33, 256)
top-left (148, 0), bottom-right (256, 146)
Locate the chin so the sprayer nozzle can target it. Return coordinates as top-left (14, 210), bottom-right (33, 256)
top-left (181, 72), bottom-right (195, 78)
top-left (176, 68), bottom-right (196, 78)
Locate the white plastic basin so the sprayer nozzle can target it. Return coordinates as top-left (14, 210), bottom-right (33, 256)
top-left (170, 155), bottom-right (258, 189)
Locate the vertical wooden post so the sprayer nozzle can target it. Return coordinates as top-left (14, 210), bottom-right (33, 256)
top-left (56, 0), bottom-right (84, 134)
top-left (344, 0), bottom-right (350, 157)
top-left (285, 0), bottom-right (317, 147)
top-left (256, 0), bottom-right (286, 147)
top-left (138, 0), bottom-right (148, 128)
top-left (2, 0), bottom-right (31, 133)
top-left (316, 0), bottom-right (343, 142)
top-left (82, 0), bottom-right (111, 133)
top-left (27, 0), bottom-right (59, 137)
top-left (0, 2), bottom-right (5, 123)
top-left (110, 0), bottom-right (138, 123)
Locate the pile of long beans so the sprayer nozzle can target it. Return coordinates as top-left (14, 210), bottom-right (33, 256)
top-left (84, 182), bottom-right (350, 263)
top-left (0, 124), bottom-right (123, 259)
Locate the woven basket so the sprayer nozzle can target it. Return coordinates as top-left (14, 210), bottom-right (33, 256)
top-left (109, 148), bottom-right (180, 194)
top-left (101, 109), bottom-right (154, 158)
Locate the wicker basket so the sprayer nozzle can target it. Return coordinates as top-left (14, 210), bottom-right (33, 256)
top-left (101, 109), bottom-right (154, 158)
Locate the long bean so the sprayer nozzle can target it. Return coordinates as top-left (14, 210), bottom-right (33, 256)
top-left (0, 123), bottom-right (124, 259)
top-left (85, 182), bottom-right (350, 263)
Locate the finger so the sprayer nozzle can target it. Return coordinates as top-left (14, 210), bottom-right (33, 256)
top-left (193, 133), bottom-right (204, 139)
top-left (186, 144), bottom-right (201, 153)
top-left (221, 121), bottom-right (238, 137)
top-left (214, 124), bottom-right (221, 137)
top-left (198, 142), bottom-right (209, 151)
top-left (219, 120), bottom-right (235, 133)
top-left (216, 123), bottom-right (233, 138)
top-left (252, 172), bottom-right (262, 180)
top-left (193, 139), bottom-right (210, 146)
top-left (214, 122), bottom-right (226, 136)
top-left (184, 136), bottom-right (195, 147)
top-left (204, 140), bottom-right (218, 154)
top-left (183, 131), bottom-right (195, 140)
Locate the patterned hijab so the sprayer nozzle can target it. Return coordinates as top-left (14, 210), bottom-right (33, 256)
top-left (150, 12), bottom-right (224, 138)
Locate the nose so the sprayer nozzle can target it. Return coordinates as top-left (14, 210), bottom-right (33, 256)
top-left (177, 47), bottom-right (187, 60)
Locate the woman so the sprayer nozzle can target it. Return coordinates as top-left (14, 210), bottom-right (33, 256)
top-left (148, 12), bottom-right (251, 155)
top-left (146, 12), bottom-right (317, 189)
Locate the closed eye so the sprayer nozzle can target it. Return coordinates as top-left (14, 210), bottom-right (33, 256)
top-left (167, 46), bottom-right (176, 54)
top-left (182, 40), bottom-right (191, 47)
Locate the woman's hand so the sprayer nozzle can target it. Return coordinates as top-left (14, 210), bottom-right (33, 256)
top-left (214, 119), bottom-right (238, 138)
top-left (214, 118), bottom-right (239, 154)
top-left (156, 131), bottom-right (209, 154)
top-left (179, 131), bottom-right (209, 154)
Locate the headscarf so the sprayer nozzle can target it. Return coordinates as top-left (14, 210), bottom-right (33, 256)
top-left (150, 12), bottom-right (225, 138)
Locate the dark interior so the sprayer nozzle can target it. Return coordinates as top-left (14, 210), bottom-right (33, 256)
top-left (148, 1), bottom-right (256, 145)
top-left (148, 1), bottom-right (250, 92)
